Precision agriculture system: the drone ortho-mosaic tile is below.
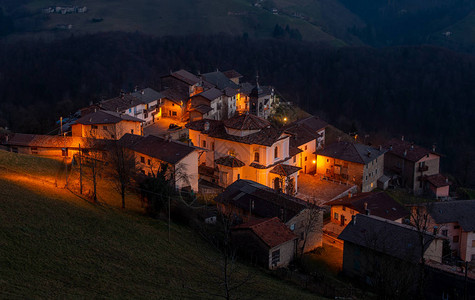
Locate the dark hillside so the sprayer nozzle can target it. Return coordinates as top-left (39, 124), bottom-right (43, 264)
top-left (0, 33), bottom-right (473, 186)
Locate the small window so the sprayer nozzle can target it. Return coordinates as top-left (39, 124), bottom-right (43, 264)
top-left (62, 148), bottom-right (68, 157)
top-left (334, 212), bottom-right (339, 220)
top-left (342, 207), bottom-right (346, 211)
top-left (290, 224), bottom-right (295, 231)
top-left (147, 159), bottom-right (151, 166)
top-left (471, 240), bottom-right (475, 247)
top-left (172, 111), bottom-right (177, 116)
top-left (129, 109), bottom-right (132, 113)
top-left (293, 156), bottom-right (296, 163)
top-left (327, 159), bottom-right (329, 162)
top-left (453, 236), bottom-right (459, 243)
top-left (172, 103), bottom-right (175, 106)
top-left (365, 176), bottom-right (368, 181)
top-left (140, 156), bottom-right (145, 163)
top-left (211, 142), bottom-right (215, 151)
top-left (305, 145), bottom-right (307, 150)
top-left (131, 129), bottom-right (134, 134)
top-left (202, 140), bottom-right (207, 148)
top-left (274, 146), bottom-right (279, 159)
top-left (271, 250), bottom-right (280, 265)
top-left (442, 230), bottom-right (448, 237)
top-left (237, 174), bottom-right (240, 179)
top-left (254, 152), bottom-right (260, 162)
top-left (92, 125), bottom-right (98, 129)
top-left (305, 156), bottom-right (307, 161)
top-left (454, 225), bottom-right (460, 229)
top-left (103, 126), bottom-right (107, 130)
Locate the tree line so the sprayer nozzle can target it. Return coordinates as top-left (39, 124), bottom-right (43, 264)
top-left (0, 32), bottom-right (474, 187)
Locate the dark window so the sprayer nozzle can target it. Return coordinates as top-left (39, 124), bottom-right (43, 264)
top-left (342, 207), bottom-right (346, 211)
top-left (62, 148), bottom-right (68, 157)
top-left (442, 230), bottom-right (448, 236)
top-left (31, 147), bottom-right (38, 154)
top-left (140, 156), bottom-right (145, 163)
top-left (237, 174), bottom-right (240, 179)
top-left (92, 125), bottom-right (98, 129)
top-left (305, 145), bottom-right (307, 150)
top-left (271, 250), bottom-right (280, 265)
top-left (454, 225), bottom-right (460, 229)
top-left (334, 212), bottom-right (339, 220)
top-left (254, 152), bottom-right (260, 162)
top-left (103, 126), bottom-right (107, 130)
top-left (211, 142), bottom-right (215, 151)
top-left (172, 111), bottom-right (177, 116)
top-left (305, 156), bottom-right (307, 161)
top-left (453, 236), bottom-right (459, 243)
top-left (147, 159), bottom-right (151, 165)
top-left (131, 129), bottom-right (134, 134)
top-left (202, 140), bottom-right (206, 148)
top-left (274, 146), bottom-right (279, 159)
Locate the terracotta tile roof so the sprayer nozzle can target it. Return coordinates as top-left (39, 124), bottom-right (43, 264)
top-left (338, 214), bottom-right (442, 263)
top-left (269, 164), bottom-right (301, 177)
top-left (324, 192), bottom-right (409, 221)
top-left (233, 217), bottom-right (297, 248)
top-left (186, 119), bottom-right (287, 147)
top-left (425, 174), bottom-right (450, 188)
top-left (294, 116), bottom-right (328, 132)
top-left (284, 123), bottom-right (319, 148)
top-left (316, 141), bottom-right (385, 165)
top-left (223, 69), bottom-right (243, 79)
top-left (215, 179), bottom-right (309, 222)
top-left (215, 156), bottom-right (245, 168)
top-left (75, 110), bottom-right (143, 125)
top-left (223, 114), bottom-right (270, 130)
top-left (120, 133), bottom-right (196, 164)
top-left (383, 138), bottom-right (439, 162)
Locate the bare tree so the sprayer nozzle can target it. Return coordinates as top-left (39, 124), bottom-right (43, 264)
top-left (83, 140), bottom-right (106, 203)
top-left (298, 201), bottom-right (322, 258)
top-left (109, 141), bottom-right (137, 209)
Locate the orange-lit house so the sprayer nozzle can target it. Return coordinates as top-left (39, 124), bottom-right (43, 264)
top-left (186, 114), bottom-right (301, 193)
top-left (316, 141), bottom-right (386, 192)
top-left (71, 110), bottom-right (143, 140)
top-left (383, 137), bottom-right (448, 197)
top-left (216, 179), bottom-right (323, 253)
top-left (284, 122), bottom-right (320, 174)
top-left (120, 133), bottom-right (200, 191)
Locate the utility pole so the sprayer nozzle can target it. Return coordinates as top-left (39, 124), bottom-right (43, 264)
top-left (60, 116), bottom-right (63, 135)
top-left (79, 143), bottom-right (83, 194)
top-left (168, 195), bottom-right (171, 243)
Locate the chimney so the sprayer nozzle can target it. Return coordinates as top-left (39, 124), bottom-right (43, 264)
top-left (204, 121), bottom-right (210, 131)
top-left (141, 90), bottom-right (145, 95)
top-left (401, 135), bottom-right (404, 141)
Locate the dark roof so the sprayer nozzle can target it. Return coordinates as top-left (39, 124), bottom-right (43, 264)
top-left (167, 69), bottom-right (201, 85)
top-left (284, 123), bottom-right (319, 148)
top-left (324, 192), bottom-right (409, 221)
top-left (223, 69), bottom-right (243, 79)
top-left (316, 142), bottom-right (385, 165)
top-left (160, 88), bottom-right (186, 104)
top-left (120, 134), bottom-right (196, 164)
top-left (215, 179), bottom-right (308, 222)
top-left (5, 133), bottom-right (109, 149)
top-left (233, 217), bottom-right (297, 248)
top-left (223, 114), bottom-right (270, 130)
top-left (269, 164), bottom-right (301, 177)
top-left (289, 146), bottom-right (303, 157)
top-left (215, 156), bottom-right (245, 168)
top-left (338, 214), bottom-right (439, 263)
top-left (75, 110), bottom-right (143, 125)
top-left (223, 87), bottom-right (238, 97)
top-left (186, 119), bottom-right (286, 147)
top-left (194, 88), bottom-right (223, 101)
top-left (425, 174), bottom-right (450, 188)
top-left (239, 82), bottom-right (254, 95)
top-left (189, 104), bottom-right (213, 115)
top-left (131, 88), bottom-right (161, 104)
top-left (294, 116), bottom-right (328, 132)
top-left (202, 71), bottom-right (239, 90)
top-left (383, 138), bottom-right (439, 162)
top-left (423, 200), bottom-right (475, 231)
top-left (97, 94), bottom-right (143, 113)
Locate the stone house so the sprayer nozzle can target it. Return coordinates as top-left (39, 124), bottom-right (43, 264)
top-left (232, 217), bottom-right (297, 269)
top-left (215, 179), bottom-right (323, 253)
top-left (71, 110), bottom-right (143, 140)
top-left (316, 141), bottom-right (385, 192)
top-left (187, 114), bottom-right (301, 193)
top-left (120, 133), bottom-right (200, 191)
top-left (383, 137), bottom-right (449, 197)
top-left (408, 200), bottom-right (475, 262)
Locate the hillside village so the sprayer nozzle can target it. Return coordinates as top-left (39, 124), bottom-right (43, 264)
top-left (1, 68), bottom-right (475, 299)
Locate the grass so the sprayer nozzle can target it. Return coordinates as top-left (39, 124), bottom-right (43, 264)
top-left (384, 188), bottom-right (436, 205)
top-left (0, 150), bottom-right (324, 299)
top-left (21, 0), bottom-right (345, 43)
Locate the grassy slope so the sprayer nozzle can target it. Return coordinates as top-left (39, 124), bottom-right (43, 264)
top-left (0, 151), bottom-right (322, 299)
top-left (429, 10), bottom-right (475, 50)
top-left (23, 0), bottom-right (352, 44)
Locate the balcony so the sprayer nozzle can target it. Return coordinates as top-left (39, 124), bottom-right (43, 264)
top-left (418, 165), bottom-right (429, 172)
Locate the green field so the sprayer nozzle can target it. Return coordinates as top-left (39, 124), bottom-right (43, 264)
top-left (20, 0), bottom-right (352, 44)
top-left (0, 150), bottom-right (323, 299)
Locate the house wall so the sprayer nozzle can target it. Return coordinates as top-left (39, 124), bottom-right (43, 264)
top-left (384, 152), bottom-right (416, 189)
top-left (161, 76), bottom-right (192, 98)
top-left (160, 99), bottom-right (185, 120)
top-left (297, 140), bottom-right (316, 174)
top-left (424, 238), bottom-right (444, 263)
top-left (232, 229), bottom-right (272, 268)
top-left (361, 154), bottom-right (384, 192)
top-left (72, 121), bottom-right (141, 140)
top-left (413, 154), bottom-right (440, 195)
top-left (429, 184), bottom-right (449, 198)
top-left (460, 231), bottom-right (475, 262)
top-left (269, 239), bottom-right (296, 269)
top-left (317, 155), bottom-right (364, 189)
top-left (287, 208), bottom-right (323, 253)
top-left (330, 205), bottom-right (358, 227)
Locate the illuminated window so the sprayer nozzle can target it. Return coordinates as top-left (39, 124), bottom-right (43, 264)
top-left (228, 149), bottom-right (236, 157)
